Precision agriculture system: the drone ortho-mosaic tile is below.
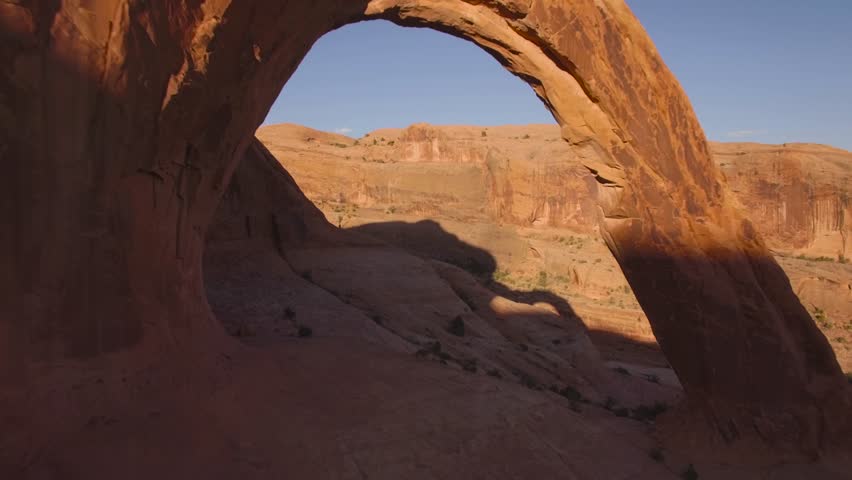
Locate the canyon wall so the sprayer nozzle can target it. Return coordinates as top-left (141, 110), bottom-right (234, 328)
top-left (257, 122), bottom-right (852, 372)
top-left (2, 0), bottom-right (849, 461)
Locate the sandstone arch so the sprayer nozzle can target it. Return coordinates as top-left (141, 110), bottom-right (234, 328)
top-left (1, 0), bottom-right (848, 456)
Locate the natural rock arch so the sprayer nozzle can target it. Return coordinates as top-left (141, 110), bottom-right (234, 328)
top-left (1, 0), bottom-right (848, 455)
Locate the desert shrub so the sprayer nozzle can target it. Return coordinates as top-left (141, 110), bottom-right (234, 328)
top-left (631, 402), bottom-right (669, 422)
top-left (522, 134), bottom-right (531, 139)
top-left (796, 254), bottom-right (835, 262)
top-left (461, 358), bottom-right (478, 373)
top-left (556, 385), bottom-right (583, 402)
top-left (613, 366), bottom-right (630, 376)
top-left (812, 306), bottom-right (831, 328)
top-left (448, 316), bottom-right (465, 337)
top-left (644, 373), bottom-right (661, 384)
top-left (649, 447), bottom-right (664, 463)
top-left (681, 464), bottom-right (698, 480)
top-left (518, 371), bottom-right (541, 390)
top-left (481, 130), bottom-right (487, 137)
top-left (297, 326), bottom-right (313, 338)
top-left (284, 307), bottom-right (296, 319)
top-left (492, 269), bottom-right (511, 283)
top-left (487, 368), bottom-right (502, 378)
top-left (537, 271), bottom-right (548, 288)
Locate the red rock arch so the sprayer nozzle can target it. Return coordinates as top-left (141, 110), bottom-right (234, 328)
top-left (1, 0), bottom-right (848, 454)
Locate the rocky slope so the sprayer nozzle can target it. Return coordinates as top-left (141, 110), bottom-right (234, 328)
top-left (256, 123), bottom-right (852, 371)
top-left (4, 0), bottom-right (850, 476)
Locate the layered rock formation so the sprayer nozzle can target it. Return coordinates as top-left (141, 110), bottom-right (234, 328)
top-left (713, 142), bottom-right (851, 260)
top-left (258, 124), bottom-right (852, 372)
top-left (2, 0), bottom-right (850, 474)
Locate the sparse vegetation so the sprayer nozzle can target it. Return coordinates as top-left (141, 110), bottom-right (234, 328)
top-left (518, 371), bottom-right (542, 390)
top-left (796, 253), bottom-right (837, 262)
top-left (297, 325), bottom-right (313, 338)
top-left (332, 142), bottom-right (348, 148)
top-left (613, 366), bottom-right (630, 376)
top-left (630, 402), bottom-right (669, 422)
top-left (492, 269), bottom-right (512, 283)
top-left (481, 130), bottom-right (487, 137)
top-left (643, 373), bottom-right (661, 384)
top-left (331, 203), bottom-right (358, 228)
top-left (648, 447), bottom-right (664, 463)
top-left (460, 358), bottom-right (478, 373)
top-left (284, 307), bottom-right (296, 319)
top-left (522, 134), bottom-right (531, 139)
top-left (487, 368), bottom-right (503, 378)
top-left (681, 464), bottom-right (699, 480)
top-left (556, 385), bottom-right (583, 403)
top-left (415, 341), bottom-right (453, 364)
top-left (812, 306), bottom-right (831, 328)
top-left (537, 270), bottom-right (548, 289)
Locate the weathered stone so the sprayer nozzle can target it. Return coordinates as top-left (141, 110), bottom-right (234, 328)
top-left (1, 0), bottom-right (849, 463)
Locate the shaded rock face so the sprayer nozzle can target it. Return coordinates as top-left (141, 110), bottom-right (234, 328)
top-left (2, 0), bottom-right (849, 458)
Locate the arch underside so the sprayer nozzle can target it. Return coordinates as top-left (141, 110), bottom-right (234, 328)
top-left (1, 0), bottom-right (849, 464)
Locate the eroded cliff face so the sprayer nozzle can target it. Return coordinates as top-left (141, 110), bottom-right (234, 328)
top-left (258, 123), bottom-right (852, 260)
top-left (713, 142), bottom-right (851, 260)
top-left (2, 0), bottom-right (850, 469)
top-left (257, 123), bottom-right (852, 373)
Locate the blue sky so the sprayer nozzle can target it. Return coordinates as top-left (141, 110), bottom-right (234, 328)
top-left (264, 1), bottom-right (852, 150)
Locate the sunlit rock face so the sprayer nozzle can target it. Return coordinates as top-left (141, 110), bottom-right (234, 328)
top-left (256, 122), bottom-right (852, 372)
top-left (712, 142), bottom-right (852, 260)
top-left (1, 0), bottom-right (849, 468)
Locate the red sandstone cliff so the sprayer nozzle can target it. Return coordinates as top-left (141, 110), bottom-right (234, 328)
top-left (256, 122), bottom-right (852, 372)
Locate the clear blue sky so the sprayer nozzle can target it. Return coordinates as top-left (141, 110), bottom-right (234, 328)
top-left (264, 1), bottom-right (852, 150)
